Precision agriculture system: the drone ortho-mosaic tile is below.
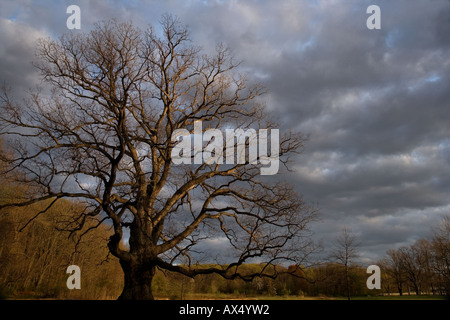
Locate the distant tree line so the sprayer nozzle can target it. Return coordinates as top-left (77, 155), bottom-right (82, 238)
top-left (377, 216), bottom-right (450, 296)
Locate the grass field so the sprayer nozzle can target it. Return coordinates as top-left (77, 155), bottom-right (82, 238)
top-left (347, 295), bottom-right (448, 300)
top-left (169, 293), bottom-right (448, 300)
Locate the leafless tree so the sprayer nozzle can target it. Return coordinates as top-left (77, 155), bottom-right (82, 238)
top-left (0, 16), bottom-right (318, 299)
top-left (396, 241), bottom-right (429, 296)
top-left (330, 227), bottom-right (360, 300)
top-left (385, 248), bottom-right (406, 296)
top-left (431, 216), bottom-right (450, 295)
top-left (382, 217), bottom-right (450, 297)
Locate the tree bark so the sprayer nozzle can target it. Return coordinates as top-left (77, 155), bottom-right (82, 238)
top-left (398, 284), bottom-right (403, 296)
top-left (118, 260), bottom-right (156, 300)
top-left (345, 265), bottom-right (351, 301)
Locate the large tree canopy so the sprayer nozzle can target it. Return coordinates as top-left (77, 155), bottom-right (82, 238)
top-left (0, 16), bottom-right (317, 299)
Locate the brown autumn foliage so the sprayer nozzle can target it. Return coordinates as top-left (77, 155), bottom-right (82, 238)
top-left (0, 198), bottom-right (124, 299)
top-left (0, 140), bottom-right (122, 299)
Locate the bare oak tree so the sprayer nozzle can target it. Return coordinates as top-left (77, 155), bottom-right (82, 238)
top-left (0, 16), bottom-right (317, 299)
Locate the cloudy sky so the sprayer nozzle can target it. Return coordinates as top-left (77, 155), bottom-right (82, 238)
top-left (1, 0), bottom-right (449, 263)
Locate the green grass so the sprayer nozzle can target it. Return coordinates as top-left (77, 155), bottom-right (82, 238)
top-left (348, 294), bottom-right (448, 300)
top-left (163, 293), bottom-right (336, 300)
top-left (168, 293), bottom-right (448, 300)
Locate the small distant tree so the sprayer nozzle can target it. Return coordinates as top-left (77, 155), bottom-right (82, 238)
top-left (330, 227), bottom-right (360, 300)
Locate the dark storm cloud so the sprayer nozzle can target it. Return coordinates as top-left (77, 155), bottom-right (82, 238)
top-left (1, 0), bottom-right (449, 262)
top-left (182, 0), bottom-right (450, 261)
top-left (0, 19), bottom-right (44, 95)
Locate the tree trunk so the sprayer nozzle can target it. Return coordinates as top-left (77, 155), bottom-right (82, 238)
top-left (118, 260), bottom-right (156, 300)
top-left (345, 265), bottom-right (351, 301)
top-left (413, 283), bottom-right (420, 296)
